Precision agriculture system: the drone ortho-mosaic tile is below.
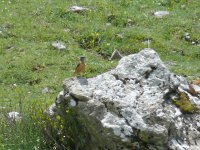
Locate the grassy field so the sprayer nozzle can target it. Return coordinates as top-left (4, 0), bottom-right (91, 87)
top-left (0, 0), bottom-right (199, 149)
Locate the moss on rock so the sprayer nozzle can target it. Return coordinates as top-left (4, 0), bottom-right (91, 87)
top-left (172, 92), bottom-right (199, 114)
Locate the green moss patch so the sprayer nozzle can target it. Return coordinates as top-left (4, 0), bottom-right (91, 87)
top-left (172, 92), bottom-right (199, 114)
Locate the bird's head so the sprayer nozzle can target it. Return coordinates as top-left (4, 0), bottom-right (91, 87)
top-left (80, 56), bottom-right (85, 62)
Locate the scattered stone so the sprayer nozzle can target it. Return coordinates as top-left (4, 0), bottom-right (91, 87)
top-left (68, 6), bottom-right (89, 13)
top-left (63, 28), bottom-right (70, 32)
top-left (106, 43), bottom-right (110, 46)
top-left (47, 48), bottom-right (200, 150)
top-left (154, 11), bottom-right (170, 18)
top-left (142, 38), bottom-right (152, 48)
top-left (184, 32), bottom-right (191, 41)
top-left (183, 33), bottom-right (200, 45)
top-left (106, 23), bottom-right (112, 26)
top-left (42, 87), bottom-right (52, 94)
top-left (8, 112), bottom-right (21, 121)
top-left (181, 5), bottom-right (186, 9)
top-left (52, 41), bottom-right (66, 50)
top-left (13, 83), bottom-right (17, 87)
top-left (126, 19), bottom-right (134, 27)
top-left (69, 99), bottom-right (77, 107)
top-left (107, 14), bottom-right (116, 23)
top-left (192, 41), bottom-right (196, 44)
top-left (191, 40), bottom-right (200, 45)
top-left (109, 49), bottom-right (123, 60)
top-left (45, 103), bottom-right (56, 116)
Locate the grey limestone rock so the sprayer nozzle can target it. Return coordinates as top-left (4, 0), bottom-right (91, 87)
top-left (47, 48), bottom-right (200, 150)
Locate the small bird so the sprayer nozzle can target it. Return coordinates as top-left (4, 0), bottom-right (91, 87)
top-left (74, 56), bottom-right (86, 76)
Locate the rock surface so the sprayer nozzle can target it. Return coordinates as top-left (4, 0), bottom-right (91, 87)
top-left (48, 48), bottom-right (200, 150)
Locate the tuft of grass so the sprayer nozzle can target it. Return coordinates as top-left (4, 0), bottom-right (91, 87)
top-left (78, 32), bottom-right (102, 49)
top-left (0, 107), bottom-right (44, 150)
top-left (40, 109), bottom-right (91, 150)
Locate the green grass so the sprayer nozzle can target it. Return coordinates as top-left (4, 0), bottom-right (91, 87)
top-left (0, 0), bottom-right (200, 149)
top-left (0, 113), bottom-right (41, 149)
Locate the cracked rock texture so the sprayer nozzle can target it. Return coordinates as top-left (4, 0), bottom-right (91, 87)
top-left (48, 48), bottom-right (200, 150)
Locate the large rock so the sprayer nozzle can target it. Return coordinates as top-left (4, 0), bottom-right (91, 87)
top-left (47, 48), bottom-right (200, 150)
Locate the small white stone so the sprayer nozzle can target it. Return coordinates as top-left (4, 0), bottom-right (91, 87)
top-left (68, 6), bottom-right (89, 13)
top-left (63, 28), bottom-right (70, 32)
top-left (8, 112), bottom-right (21, 121)
top-left (42, 87), bottom-right (49, 93)
top-left (69, 99), bottom-right (77, 107)
top-left (52, 41), bottom-right (66, 50)
top-left (106, 23), bottom-right (112, 26)
top-left (154, 11), bottom-right (169, 18)
top-left (197, 122), bottom-right (200, 127)
top-left (192, 41), bottom-right (196, 45)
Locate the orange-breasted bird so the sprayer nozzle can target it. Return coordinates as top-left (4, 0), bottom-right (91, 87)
top-left (74, 56), bottom-right (85, 76)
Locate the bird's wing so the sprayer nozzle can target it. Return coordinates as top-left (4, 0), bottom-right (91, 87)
top-left (74, 63), bottom-right (81, 74)
top-left (75, 63), bottom-right (80, 70)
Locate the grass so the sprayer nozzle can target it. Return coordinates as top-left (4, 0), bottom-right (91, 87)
top-left (0, 0), bottom-right (200, 149)
top-left (0, 112), bottom-right (41, 149)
